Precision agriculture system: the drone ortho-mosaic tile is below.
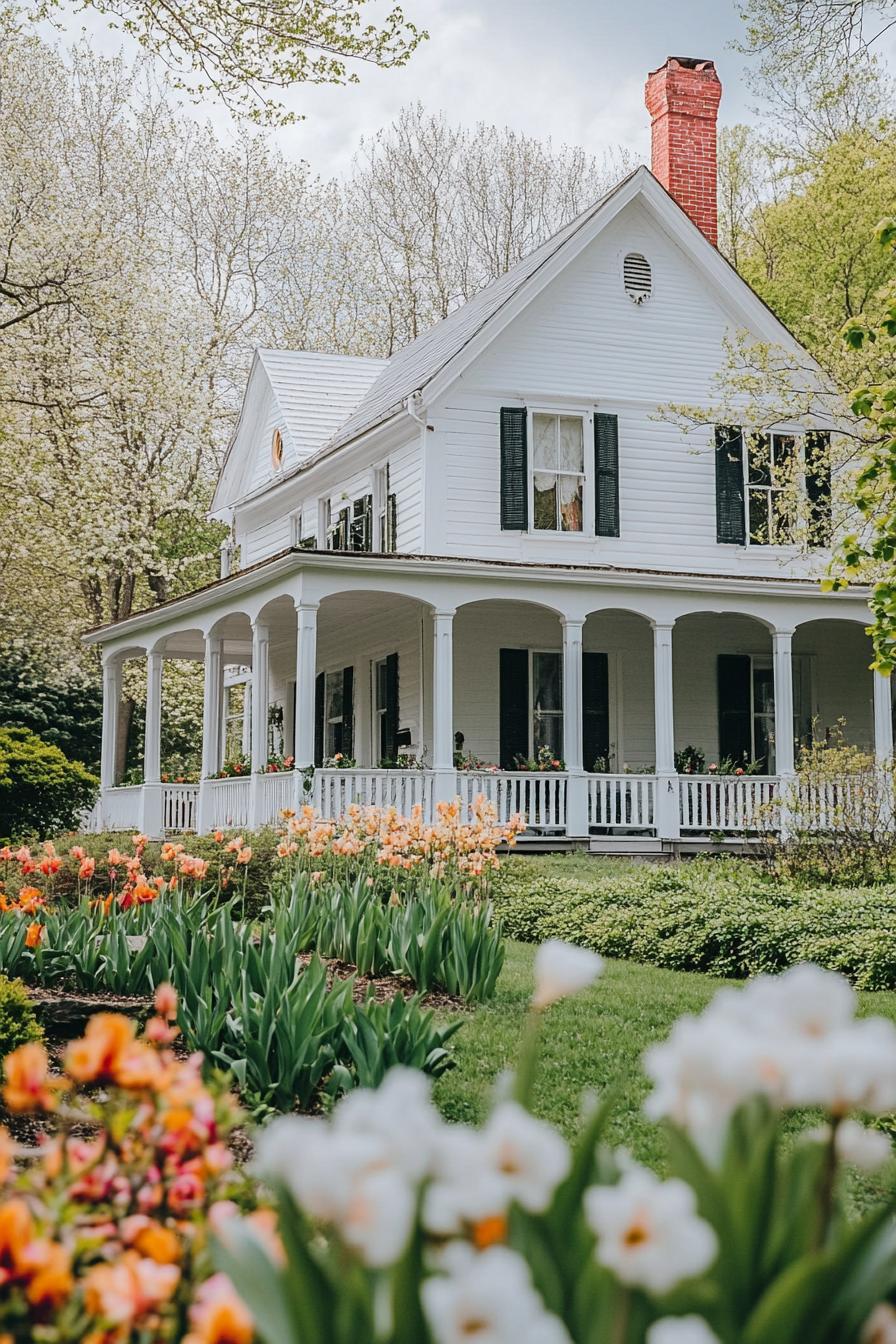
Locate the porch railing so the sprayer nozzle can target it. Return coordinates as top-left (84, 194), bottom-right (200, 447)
top-left (456, 771), bottom-right (567, 832)
top-left (206, 776), bottom-right (252, 831)
top-left (588, 774), bottom-right (655, 830)
top-left (679, 775), bottom-right (777, 833)
top-left (101, 785), bottom-right (143, 832)
top-left (313, 768), bottom-right (434, 820)
top-left (162, 784), bottom-right (199, 833)
top-left (256, 770), bottom-right (298, 826)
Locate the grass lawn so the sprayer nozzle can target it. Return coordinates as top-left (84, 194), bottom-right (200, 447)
top-left (434, 939), bottom-right (896, 1213)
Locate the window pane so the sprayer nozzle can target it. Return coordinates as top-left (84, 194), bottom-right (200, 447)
top-left (559, 475), bottom-right (583, 532)
top-left (772, 434), bottom-right (796, 477)
top-left (772, 490), bottom-right (794, 544)
top-left (747, 433), bottom-right (771, 486)
top-left (533, 712), bottom-right (563, 760)
top-left (533, 473), bottom-right (557, 530)
top-left (533, 651), bottom-right (562, 712)
top-left (533, 413), bottom-right (557, 469)
top-left (749, 489), bottom-right (769, 545)
top-left (326, 671), bottom-right (343, 723)
top-left (558, 416), bottom-right (584, 472)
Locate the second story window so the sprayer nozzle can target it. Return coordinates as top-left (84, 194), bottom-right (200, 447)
top-left (715, 425), bottom-right (832, 549)
top-left (747, 432), bottom-right (796, 546)
top-left (532, 412), bottom-right (585, 532)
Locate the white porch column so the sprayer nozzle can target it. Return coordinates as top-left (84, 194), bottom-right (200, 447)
top-left (772, 630), bottom-right (795, 778)
top-left (249, 621), bottom-right (270, 828)
top-left (294, 602), bottom-right (318, 808)
top-left (196, 635), bottom-right (223, 833)
top-left (652, 621), bottom-right (679, 841)
top-left (432, 610), bottom-right (456, 817)
top-left (873, 671), bottom-right (894, 764)
top-left (141, 649), bottom-right (164, 837)
top-left (562, 618), bottom-right (588, 836)
top-left (100, 657), bottom-right (121, 792)
top-left (772, 629), bottom-right (796, 841)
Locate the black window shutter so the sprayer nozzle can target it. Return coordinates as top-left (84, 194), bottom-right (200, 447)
top-left (387, 492), bottom-right (397, 551)
top-left (805, 431), bottom-right (832, 547)
top-left (715, 425), bottom-right (746, 545)
top-left (582, 651), bottom-right (610, 770)
top-left (717, 655), bottom-right (752, 764)
top-left (314, 672), bottom-right (325, 767)
top-left (500, 407), bottom-right (528, 530)
top-left (383, 653), bottom-right (399, 762)
top-left (499, 648), bottom-right (529, 769)
top-left (341, 666), bottom-right (354, 758)
top-left (594, 414), bottom-right (620, 537)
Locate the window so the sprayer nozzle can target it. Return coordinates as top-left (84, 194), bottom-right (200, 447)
top-left (531, 651), bottom-right (563, 759)
top-left (746, 432), bottom-right (796, 546)
top-left (376, 464), bottom-right (397, 551)
top-left (717, 653), bottom-right (812, 772)
top-left (223, 673), bottom-right (250, 761)
top-left (350, 495), bottom-right (373, 552)
top-left (324, 671), bottom-right (346, 758)
top-left (532, 412), bottom-right (585, 532)
top-left (327, 504), bottom-right (349, 550)
top-left (373, 653), bottom-right (399, 762)
top-left (271, 428), bottom-right (284, 470)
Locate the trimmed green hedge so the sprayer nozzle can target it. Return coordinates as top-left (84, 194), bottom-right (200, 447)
top-left (493, 857), bottom-right (896, 990)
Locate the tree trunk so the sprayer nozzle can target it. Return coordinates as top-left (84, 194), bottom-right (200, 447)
top-left (115, 696), bottom-right (134, 784)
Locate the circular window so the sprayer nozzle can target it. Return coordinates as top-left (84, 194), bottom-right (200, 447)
top-left (623, 252), bottom-right (652, 305)
top-left (271, 428), bottom-right (284, 469)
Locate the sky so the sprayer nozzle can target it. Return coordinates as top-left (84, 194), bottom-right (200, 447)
top-left (45, 0), bottom-right (775, 176)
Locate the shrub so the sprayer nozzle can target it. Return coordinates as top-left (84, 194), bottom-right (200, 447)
top-left (493, 858), bottom-right (896, 989)
top-left (0, 975), bottom-right (41, 1059)
top-left (0, 727), bottom-right (98, 842)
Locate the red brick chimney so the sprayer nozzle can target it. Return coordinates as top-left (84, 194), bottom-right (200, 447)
top-left (645, 57), bottom-right (722, 246)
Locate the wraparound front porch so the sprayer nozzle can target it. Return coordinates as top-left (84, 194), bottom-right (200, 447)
top-left (85, 550), bottom-right (892, 844)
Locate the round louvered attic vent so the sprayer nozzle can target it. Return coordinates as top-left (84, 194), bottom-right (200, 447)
top-left (623, 252), bottom-right (652, 304)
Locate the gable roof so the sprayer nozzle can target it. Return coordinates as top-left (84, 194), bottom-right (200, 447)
top-left (324, 169), bottom-right (640, 453)
top-left (259, 349), bottom-right (388, 460)
top-left (212, 349), bottom-right (387, 513)
top-left (215, 164), bottom-right (818, 513)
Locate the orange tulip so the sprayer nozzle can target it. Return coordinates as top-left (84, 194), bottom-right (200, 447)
top-left (19, 1238), bottom-right (73, 1307)
top-left (25, 922), bottom-right (44, 949)
top-left (84, 1251), bottom-right (180, 1324)
top-left (78, 857), bottom-right (96, 880)
top-left (133, 1223), bottom-right (181, 1265)
top-left (64, 1014), bottom-right (135, 1083)
top-left (154, 983), bottom-right (178, 1019)
top-left (2, 1042), bottom-right (62, 1113)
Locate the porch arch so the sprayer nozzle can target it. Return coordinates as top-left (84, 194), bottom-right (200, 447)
top-left (672, 611), bottom-right (775, 772)
top-left (792, 617), bottom-right (875, 754)
top-left (581, 608), bottom-right (655, 772)
top-left (316, 589), bottom-right (434, 768)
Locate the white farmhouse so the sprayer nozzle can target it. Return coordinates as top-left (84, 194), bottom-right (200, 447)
top-left (85, 57), bottom-right (887, 849)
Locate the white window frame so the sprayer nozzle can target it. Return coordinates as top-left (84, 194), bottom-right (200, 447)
top-left (528, 408), bottom-right (590, 537)
top-left (372, 656), bottom-right (388, 762)
top-left (322, 667), bottom-right (348, 760)
top-left (528, 648), bottom-right (563, 759)
top-left (743, 430), bottom-right (802, 549)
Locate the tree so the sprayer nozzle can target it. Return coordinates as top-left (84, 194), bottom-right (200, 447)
top-left (828, 219), bottom-right (896, 671)
top-left (0, 645), bottom-right (102, 770)
top-left (35, 0), bottom-right (425, 123)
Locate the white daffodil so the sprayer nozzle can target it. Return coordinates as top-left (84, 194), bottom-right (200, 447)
top-left (481, 1102), bottom-right (571, 1213)
top-left (255, 1115), bottom-right (384, 1223)
top-left (646, 1316), bottom-right (721, 1344)
top-left (533, 940), bottom-right (604, 1009)
top-left (735, 963), bottom-right (856, 1039)
top-left (806, 1119), bottom-right (894, 1172)
top-left (338, 1166), bottom-right (415, 1268)
top-left (333, 1066), bottom-right (444, 1181)
top-left (423, 1126), bottom-right (509, 1237)
top-left (584, 1165), bottom-right (717, 1295)
top-left (863, 1302), bottom-right (896, 1344)
top-left (422, 1245), bottom-right (572, 1344)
